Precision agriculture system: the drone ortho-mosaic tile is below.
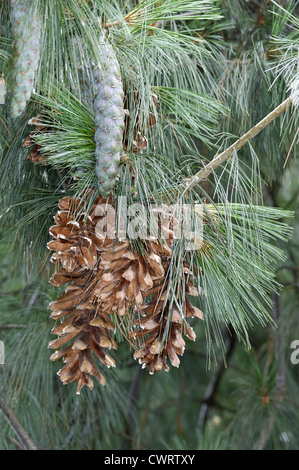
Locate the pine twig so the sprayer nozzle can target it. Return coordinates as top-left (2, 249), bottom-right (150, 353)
top-left (120, 368), bottom-right (141, 450)
top-left (252, 294), bottom-right (286, 450)
top-left (0, 397), bottom-right (38, 450)
top-left (0, 324), bottom-right (26, 330)
top-left (183, 97), bottom-right (293, 192)
top-left (198, 332), bottom-right (236, 430)
top-left (283, 126), bottom-right (299, 169)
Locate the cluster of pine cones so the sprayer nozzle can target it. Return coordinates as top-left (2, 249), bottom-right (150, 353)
top-left (47, 191), bottom-right (204, 394)
top-left (8, 1), bottom-right (204, 394)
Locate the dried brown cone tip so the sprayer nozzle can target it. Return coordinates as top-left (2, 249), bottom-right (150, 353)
top-left (48, 281), bottom-right (117, 395)
top-left (28, 116), bottom-right (47, 131)
top-left (123, 92), bottom-right (158, 153)
top-left (131, 264), bottom-right (204, 374)
top-left (47, 194), bottom-right (114, 281)
top-left (24, 116), bottom-right (48, 165)
top-left (47, 192), bottom-right (118, 393)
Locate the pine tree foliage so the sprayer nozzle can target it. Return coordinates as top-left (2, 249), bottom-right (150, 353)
top-left (0, 0), bottom-right (298, 451)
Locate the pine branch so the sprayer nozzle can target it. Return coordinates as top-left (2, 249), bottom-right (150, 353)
top-left (183, 97), bottom-right (293, 192)
top-left (0, 397), bottom-right (38, 450)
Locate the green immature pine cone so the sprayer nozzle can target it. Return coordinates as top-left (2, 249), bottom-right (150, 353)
top-left (10, 0), bottom-right (41, 118)
top-left (93, 40), bottom-right (125, 196)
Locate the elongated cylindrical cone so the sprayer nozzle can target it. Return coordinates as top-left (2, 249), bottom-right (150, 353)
top-left (93, 39), bottom-right (125, 196)
top-left (10, 0), bottom-right (41, 117)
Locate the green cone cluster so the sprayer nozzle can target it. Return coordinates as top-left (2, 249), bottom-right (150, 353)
top-left (10, 0), bottom-right (41, 117)
top-left (93, 39), bottom-right (125, 196)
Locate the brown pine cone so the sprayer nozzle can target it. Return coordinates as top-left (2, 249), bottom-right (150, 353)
top-left (131, 264), bottom-right (204, 374)
top-left (48, 281), bottom-right (117, 394)
top-left (47, 195), bottom-right (112, 277)
top-left (91, 203), bottom-right (176, 317)
top-left (92, 236), bottom-right (174, 317)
